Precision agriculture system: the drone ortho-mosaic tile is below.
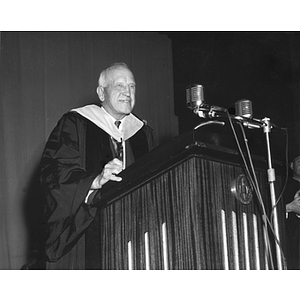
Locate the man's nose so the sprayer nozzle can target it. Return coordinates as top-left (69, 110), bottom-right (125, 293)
top-left (122, 85), bottom-right (130, 96)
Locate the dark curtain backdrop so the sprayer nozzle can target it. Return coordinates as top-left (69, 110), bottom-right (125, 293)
top-left (0, 32), bottom-right (178, 269)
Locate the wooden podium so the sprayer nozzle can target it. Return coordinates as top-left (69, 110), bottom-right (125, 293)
top-left (87, 121), bottom-right (286, 270)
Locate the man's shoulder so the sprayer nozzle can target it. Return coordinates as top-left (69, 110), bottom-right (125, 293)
top-left (53, 111), bottom-right (87, 130)
top-left (62, 108), bottom-right (97, 124)
top-left (50, 110), bottom-right (106, 139)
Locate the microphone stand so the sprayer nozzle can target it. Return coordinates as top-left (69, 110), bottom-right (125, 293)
top-left (235, 114), bottom-right (284, 270)
top-left (262, 117), bottom-right (283, 270)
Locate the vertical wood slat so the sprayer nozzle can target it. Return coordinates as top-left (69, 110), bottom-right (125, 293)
top-left (221, 210), bottom-right (229, 270)
top-left (242, 213), bottom-right (250, 270)
top-left (162, 223), bottom-right (168, 270)
top-left (252, 214), bottom-right (260, 270)
top-left (128, 241), bottom-right (133, 270)
top-left (232, 211), bottom-right (240, 270)
top-left (144, 232), bottom-right (150, 270)
top-left (98, 156), bottom-right (273, 269)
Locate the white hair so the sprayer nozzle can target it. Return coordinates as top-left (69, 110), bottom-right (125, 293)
top-left (98, 62), bottom-right (130, 87)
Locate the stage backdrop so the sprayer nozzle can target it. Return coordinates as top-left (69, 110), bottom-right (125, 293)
top-left (0, 32), bottom-right (178, 269)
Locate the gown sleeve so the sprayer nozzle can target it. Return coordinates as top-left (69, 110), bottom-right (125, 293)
top-left (40, 112), bottom-right (98, 262)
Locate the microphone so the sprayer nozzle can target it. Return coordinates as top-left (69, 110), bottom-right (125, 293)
top-left (186, 84), bottom-right (205, 114)
top-left (235, 99), bottom-right (253, 118)
top-left (234, 99), bottom-right (263, 129)
top-left (186, 84), bottom-right (227, 117)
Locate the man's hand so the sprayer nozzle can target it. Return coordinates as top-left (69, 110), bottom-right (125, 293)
top-left (91, 158), bottom-right (123, 189)
top-left (286, 189), bottom-right (300, 215)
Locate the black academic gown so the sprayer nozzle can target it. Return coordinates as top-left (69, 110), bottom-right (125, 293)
top-left (40, 111), bottom-right (154, 269)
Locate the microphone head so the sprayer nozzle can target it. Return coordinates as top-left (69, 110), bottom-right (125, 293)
top-left (186, 84), bottom-right (205, 111)
top-left (235, 99), bottom-right (253, 118)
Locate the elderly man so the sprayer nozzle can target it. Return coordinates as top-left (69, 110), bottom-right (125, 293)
top-left (40, 62), bottom-right (155, 269)
top-left (284, 155), bottom-right (300, 269)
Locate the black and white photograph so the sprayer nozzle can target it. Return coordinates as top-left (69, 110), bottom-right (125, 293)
top-left (1, 2), bottom-right (299, 299)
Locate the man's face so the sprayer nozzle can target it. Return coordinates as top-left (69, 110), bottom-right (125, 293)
top-left (293, 156), bottom-right (300, 176)
top-left (99, 67), bottom-right (136, 120)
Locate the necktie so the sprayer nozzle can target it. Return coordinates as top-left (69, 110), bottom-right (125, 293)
top-left (112, 121), bottom-right (123, 160)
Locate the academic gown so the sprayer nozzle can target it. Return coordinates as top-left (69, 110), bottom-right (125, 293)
top-left (40, 110), bottom-right (154, 269)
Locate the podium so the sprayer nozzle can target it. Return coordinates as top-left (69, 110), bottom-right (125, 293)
top-left (87, 122), bottom-right (286, 270)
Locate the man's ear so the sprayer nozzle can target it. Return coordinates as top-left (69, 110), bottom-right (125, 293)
top-left (96, 86), bottom-right (105, 102)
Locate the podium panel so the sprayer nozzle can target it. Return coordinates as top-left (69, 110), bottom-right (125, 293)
top-left (95, 156), bottom-right (272, 270)
top-left (87, 125), bottom-right (285, 270)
